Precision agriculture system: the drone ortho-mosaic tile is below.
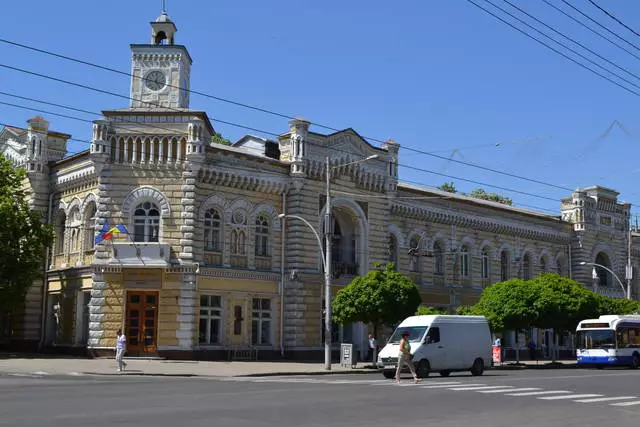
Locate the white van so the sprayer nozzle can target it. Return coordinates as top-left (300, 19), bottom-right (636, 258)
top-left (377, 315), bottom-right (492, 378)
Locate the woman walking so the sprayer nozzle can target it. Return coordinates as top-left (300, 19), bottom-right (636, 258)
top-left (115, 329), bottom-right (128, 372)
top-left (395, 331), bottom-right (421, 384)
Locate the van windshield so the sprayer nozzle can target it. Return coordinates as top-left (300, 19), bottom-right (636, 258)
top-left (388, 326), bottom-right (427, 343)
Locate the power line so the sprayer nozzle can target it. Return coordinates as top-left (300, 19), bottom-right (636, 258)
top-left (477, 0), bottom-right (640, 93)
top-left (0, 38), bottom-right (574, 193)
top-left (541, 0), bottom-right (640, 62)
top-left (499, 0), bottom-right (640, 84)
top-left (0, 96), bottom-right (565, 207)
top-left (586, 0), bottom-right (640, 40)
top-left (465, 0), bottom-right (640, 98)
top-left (558, 0), bottom-right (640, 53)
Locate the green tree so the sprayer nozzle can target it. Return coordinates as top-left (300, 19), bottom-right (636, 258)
top-left (437, 182), bottom-right (457, 193)
top-left (462, 278), bottom-right (538, 333)
top-left (469, 188), bottom-right (513, 206)
top-left (211, 132), bottom-right (232, 146)
top-left (0, 155), bottom-right (53, 315)
top-left (597, 295), bottom-right (640, 315)
top-left (332, 262), bottom-right (422, 337)
top-left (528, 273), bottom-right (600, 333)
top-left (415, 305), bottom-right (447, 315)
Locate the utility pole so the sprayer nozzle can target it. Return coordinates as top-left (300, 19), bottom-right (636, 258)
top-left (627, 225), bottom-right (633, 300)
top-left (324, 155), bottom-right (332, 370)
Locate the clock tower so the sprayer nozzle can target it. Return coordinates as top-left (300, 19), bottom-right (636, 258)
top-left (130, 10), bottom-right (192, 109)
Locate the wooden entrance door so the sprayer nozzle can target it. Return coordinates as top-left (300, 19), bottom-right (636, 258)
top-left (125, 291), bottom-right (159, 355)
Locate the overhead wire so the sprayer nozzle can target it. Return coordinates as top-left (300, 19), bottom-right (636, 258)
top-left (477, 0), bottom-right (640, 92)
top-left (558, 0), bottom-right (640, 53)
top-left (0, 39), bottom-right (573, 194)
top-left (541, 0), bottom-right (640, 62)
top-left (586, 0), bottom-right (640, 39)
top-left (0, 96), bottom-right (566, 211)
top-left (465, 0), bottom-right (640, 97)
top-left (499, 0), bottom-right (640, 84)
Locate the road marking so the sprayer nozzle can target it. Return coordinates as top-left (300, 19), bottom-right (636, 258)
top-left (478, 387), bottom-right (541, 394)
top-left (449, 385), bottom-right (513, 391)
top-left (610, 400), bottom-right (640, 407)
top-left (32, 371), bottom-right (50, 376)
top-left (575, 396), bottom-right (636, 403)
top-left (419, 382), bottom-right (464, 388)
top-left (506, 390), bottom-right (570, 397)
top-left (539, 394), bottom-right (602, 400)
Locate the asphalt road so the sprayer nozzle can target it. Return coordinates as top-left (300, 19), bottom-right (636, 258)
top-left (2, 368), bottom-right (640, 427)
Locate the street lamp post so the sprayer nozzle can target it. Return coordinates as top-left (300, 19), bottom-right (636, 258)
top-left (279, 153), bottom-right (378, 370)
top-left (580, 261), bottom-right (630, 300)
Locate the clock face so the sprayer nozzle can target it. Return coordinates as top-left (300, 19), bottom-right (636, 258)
top-left (145, 70), bottom-right (166, 91)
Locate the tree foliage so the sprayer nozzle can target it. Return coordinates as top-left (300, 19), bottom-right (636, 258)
top-left (211, 132), bottom-right (232, 146)
top-left (437, 182), bottom-right (457, 193)
top-left (332, 263), bottom-right (422, 335)
top-left (527, 273), bottom-right (600, 333)
top-left (0, 155), bottom-right (53, 312)
top-left (468, 188), bottom-right (513, 206)
top-left (415, 305), bottom-right (447, 315)
top-left (460, 273), bottom-right (640, 333)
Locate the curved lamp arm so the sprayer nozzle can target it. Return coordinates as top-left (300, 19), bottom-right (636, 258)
top-left (278, 213), bottom-right (327, 272)
top-left (580, 261), bottom-right (626, 296)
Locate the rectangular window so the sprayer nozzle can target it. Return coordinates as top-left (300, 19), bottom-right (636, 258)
top-left (199, 295), bottom-right (222, 345)
top-left (251, 298), bottom-right (272, 346)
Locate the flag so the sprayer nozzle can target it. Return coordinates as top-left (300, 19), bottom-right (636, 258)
top-left (114, 224), bottom-right (129, 234)
top-left (94, 219), bottom-right (110, 244)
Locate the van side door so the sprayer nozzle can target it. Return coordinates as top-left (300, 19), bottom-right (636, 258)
top-left (423, 326), bottom-right (446, 370)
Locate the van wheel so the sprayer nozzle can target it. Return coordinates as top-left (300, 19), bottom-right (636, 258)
top-left (471, 358), bottom-right (484, 376)
top-left (631, 354), bottom-right (640, 370)
top-left (440, 370), bottom-right (451, 377)
top-left (416, 360), bottom-right (430, 378)
top-left (383, 370), bottom-right (395, 379)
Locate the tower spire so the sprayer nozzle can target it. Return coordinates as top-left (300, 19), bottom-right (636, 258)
top-left (162, 0), bottom-right (166, 13)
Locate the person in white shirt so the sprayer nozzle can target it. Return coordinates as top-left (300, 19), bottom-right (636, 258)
top-left (368, 333), bottom-right (377, 365)
top-left (116, 329), bottom-right (127, 372)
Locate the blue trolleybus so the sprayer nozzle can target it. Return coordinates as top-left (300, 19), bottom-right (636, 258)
top-left (576, 315), bottom-right (640, 369)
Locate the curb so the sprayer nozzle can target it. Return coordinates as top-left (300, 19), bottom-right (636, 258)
top-left (239, 369), bottom-right (377, 377)
top-left (81, 371), bottom-right (200, 377)
top-left (493, 363), bottom-right (579, 370)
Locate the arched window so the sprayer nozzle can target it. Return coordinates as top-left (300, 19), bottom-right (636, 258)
top-left (540, 256), bottom-right (547, 273)
top-left (231, 230), bottom-right (238, 254)
top-left (434, 241), bottom-right (444, 275)
top-left (133, 202), bottom-right (160, 242)
top-left (56, 212), bottom-right (66, 254)
top-left (481, 248), bottom-right (490, 280)
top-left (389, 234), bottom-right (398, 269)
top-left (595, 252), bottom-right (611, 287)
top-left (84, 203), bottom-right (97, 252)
top-left (204, 209), bottom-right (222, 252)
top-left (460, 246), bottom-right (470, 278)
top-left (255, 214), bottom-right (269, 257)
top-left (500, 250), bottom-right (510, 281)
top-left (238, 231), bottom-right (246, 254)
top-left (523, 253), bottom-right (531, 280)
top-left (556, 258), bottom-right (565, 276)
top-left (409, 236), bottom-right (421, 272)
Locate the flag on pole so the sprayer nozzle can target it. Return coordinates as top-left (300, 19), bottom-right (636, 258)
top-left (94, 219), bottom-right (110, 244)
top-left (95, 221), bottom-right (129, 244)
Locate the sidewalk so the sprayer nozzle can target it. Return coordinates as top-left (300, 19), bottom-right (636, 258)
top-left (0, 357), bottom-right (376, 377)
top-left (0, 356), bottom-right (580, 377)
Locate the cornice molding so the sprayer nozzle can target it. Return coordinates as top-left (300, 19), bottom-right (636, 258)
top-left (391, 202), bottom-right (571, 243)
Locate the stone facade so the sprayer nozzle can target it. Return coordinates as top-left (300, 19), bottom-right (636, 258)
top-left (1, 12), bottom-right (639, 359)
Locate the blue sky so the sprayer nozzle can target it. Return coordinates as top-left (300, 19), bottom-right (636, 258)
top-left (2, 0), bottom-right (640, 218)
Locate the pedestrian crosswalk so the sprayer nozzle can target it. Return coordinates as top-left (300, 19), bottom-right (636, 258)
top-left (219, 376), bottom-right (640, 409)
